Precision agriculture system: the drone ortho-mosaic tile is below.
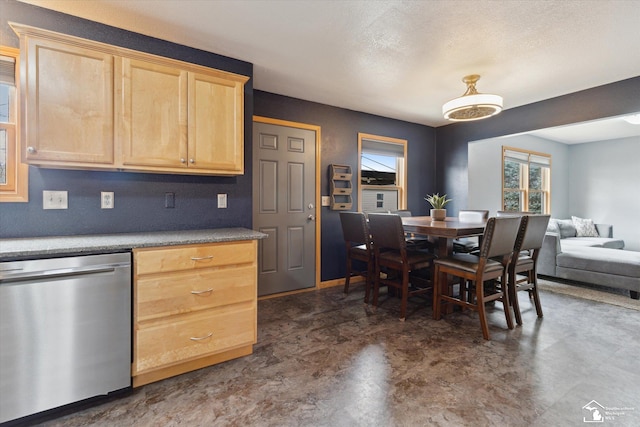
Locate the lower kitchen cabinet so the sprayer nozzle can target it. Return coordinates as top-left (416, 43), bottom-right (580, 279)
top-left (132, 240), bottom-right (257, 387)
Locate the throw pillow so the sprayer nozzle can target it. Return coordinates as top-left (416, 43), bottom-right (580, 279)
top-left (571, 216), bottom-right (600, 237)
top-left (556, 219), bottom-right (577, 238)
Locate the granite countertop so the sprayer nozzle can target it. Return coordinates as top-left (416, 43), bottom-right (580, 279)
top-left (0, 228), bottom-right (267, 261)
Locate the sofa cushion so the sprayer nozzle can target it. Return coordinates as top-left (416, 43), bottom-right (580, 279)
top-left (547, 219), bottom-right (561, 235)
top-left (556, 219), bottom-right (577, 238)
top-left (562, 237), bottom-right (625, 249)
top-left (556, 247), bottom-right (640, 277)
top-left (571, 216), bottom-right (600, 237)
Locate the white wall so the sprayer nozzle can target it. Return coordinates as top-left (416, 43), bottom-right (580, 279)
top-left (467, 134), bottom-right (571, 217)
top-left (468, 134), bottom-right (640, 251)
top-left (568, 136), bottom-right (640, 251)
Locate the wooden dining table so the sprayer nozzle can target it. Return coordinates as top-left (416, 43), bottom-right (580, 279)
top-left (401, 216), bottom-right (487, 258)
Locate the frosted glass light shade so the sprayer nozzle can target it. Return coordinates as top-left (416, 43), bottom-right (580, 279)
top-left (443, 93), bottom-right (503, 121)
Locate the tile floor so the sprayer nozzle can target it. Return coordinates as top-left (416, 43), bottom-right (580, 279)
top-left (33, 283), bottom-right (640, 426)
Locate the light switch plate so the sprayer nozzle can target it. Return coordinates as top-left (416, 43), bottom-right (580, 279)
top-left (321, 196), bottom-right (330, 207)
top-left (43, 191), bottom-right (68, 210)
top-left (217, 193), bottom-right (227, 208)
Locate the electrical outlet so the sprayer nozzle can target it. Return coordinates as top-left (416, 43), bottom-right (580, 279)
top-left (217, 193), bottom-right (227, 208)
top-left (43, 191), bottom-right (68, 210)
top-left (101, 192), bottom-right (114, 209)
top-left (165, 192), bottom-right (175, 208)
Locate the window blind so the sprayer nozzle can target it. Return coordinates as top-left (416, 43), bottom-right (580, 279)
top-left (362, 139), bottom-right (405, 157)
top-left (0, 55), bottom-right (16, 86)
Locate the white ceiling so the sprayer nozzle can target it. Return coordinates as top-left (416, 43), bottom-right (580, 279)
top-left (529, 114), bottom-right (640, 145)
top-left (18, 0), bottom-right (640, 129)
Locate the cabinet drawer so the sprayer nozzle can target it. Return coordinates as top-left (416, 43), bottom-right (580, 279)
top-left (136, 265), bottom-right (255, 321)
top-left (134, 304), bottom-right (255, 374)
top-left (134, 241), bottom-right (255, 275)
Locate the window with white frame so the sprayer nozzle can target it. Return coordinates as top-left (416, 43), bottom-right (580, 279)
top-left (502, 146), bottom-right (551, 214)
top-left (358, 133), bottom-right (407, 213)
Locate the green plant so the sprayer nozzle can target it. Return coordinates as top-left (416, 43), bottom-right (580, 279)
top-left (424, 193), bottom-right (452, 209)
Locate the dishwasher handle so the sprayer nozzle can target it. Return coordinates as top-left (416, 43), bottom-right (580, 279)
top-left (0, 263), bottom-right (129, 283)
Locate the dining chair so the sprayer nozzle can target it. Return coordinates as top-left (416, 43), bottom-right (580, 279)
top-left (367, 213), bottom-right (435, 321)
top-left (453, 209), bottom-right (489, 253)
top-left (507, 214), bottom-right (551, 325)
top-left (497, 210), bottom-right (532, 216)
top-left (339, 211), bottom-right (375, 303)
top-left (390, 210), bottom-right (433, 251)
top-left (433, 216), bottom-right (521, 340)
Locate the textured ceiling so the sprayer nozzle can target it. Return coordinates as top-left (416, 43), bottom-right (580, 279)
top-left (17, 0), bottom-right (640, 128)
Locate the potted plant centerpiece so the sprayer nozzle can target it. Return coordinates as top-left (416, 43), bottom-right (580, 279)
top-left (424, 193), bottom-right (451, 221)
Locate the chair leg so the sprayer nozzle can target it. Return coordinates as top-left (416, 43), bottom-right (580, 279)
top-left (363, 261), bottom-right (373, 304)
top-left (344, 257), bottom-right (352, 294)
top-left (476, 281), bottom-right (491, 340)
top-left (510, 270), bottom-right (523, 326)
top-left (433, 267), bottom-right (444, 320)
top-left (501, 275), bottom-right (514, 330)
top-left (372, 262), bottom-right (381, 309)
top-left (530, 271), bottom-right (543, 318)
top-left (399, 269), bottom-right (409, 321)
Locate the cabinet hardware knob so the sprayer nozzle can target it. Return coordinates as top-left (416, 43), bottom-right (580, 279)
top-left (190, 255), bottom-right (214, 261)
top-left (180, 158), bottom-right (186, 163)
top-left (190, 288), bottom-right (214, 295)
top-left (27, 146), bottom-right (37, 154)
top-left (190, 332), bottom-right (213, 341)
top-left (189, 158), bottom-right (195, 164)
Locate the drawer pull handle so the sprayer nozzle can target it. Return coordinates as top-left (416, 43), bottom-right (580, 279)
top-left (190, 255), bottom-right (214, 261)
top-left (190, 332), bottom-right (213, 341)
top-left (191, 288), bottom-right (213, 295)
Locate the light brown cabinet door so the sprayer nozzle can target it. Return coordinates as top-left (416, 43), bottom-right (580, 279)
top-left (120, 58), bottom-right (188, 168)
top-left (187, 72), bottom-right (244, 173)
top-left (23, 37), bottom-right (114, 165)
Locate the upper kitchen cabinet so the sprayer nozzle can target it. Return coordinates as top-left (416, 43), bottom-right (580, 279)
top-left (119, 58), bottom-right (189, 169)
top-left (120, 59), bottom-right (246, 174)
top-left (11, 23), bottom-right (249, 176)
top-left (17, 28), bottom-right (115, 167)
top-left (188, 72), bottom-right (245, 174)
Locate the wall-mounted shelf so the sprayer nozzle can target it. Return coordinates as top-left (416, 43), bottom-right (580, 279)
top-left (329, 164), bottom-right (352, 210)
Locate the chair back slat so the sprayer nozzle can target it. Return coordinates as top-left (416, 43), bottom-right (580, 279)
top-left (459, 209), bottom-right (489, 222)
top-left (339, 212), bottom-right (370, 249)
top-left (480, 216), bottom-right (521, 259)
top-left (519, 214), bottom-right (551, 251)
top-left (368, 213), bottom-right (406, 251)
top-left (390, 210), bottom-right (413, 217)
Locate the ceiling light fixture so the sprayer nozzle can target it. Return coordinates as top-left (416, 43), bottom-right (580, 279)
top-left (442, 74), bottom-right (503, 122)
top-left (622, 113), bottom-right (640, 125)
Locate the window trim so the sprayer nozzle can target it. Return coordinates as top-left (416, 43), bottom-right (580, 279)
top-left (357, 132), bottom-right (407, 212)
top-left (502, 146), bottom-right (551, 214)
top-left (0, 46), bottom-right (28, 202)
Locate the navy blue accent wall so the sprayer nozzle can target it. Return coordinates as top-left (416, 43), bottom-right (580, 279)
top-left (254, 90), bottom-right (437, 282)
top-left (435, 76), bottom-right (640, 216)
top-left (0, 0), bottom-right (254, 238)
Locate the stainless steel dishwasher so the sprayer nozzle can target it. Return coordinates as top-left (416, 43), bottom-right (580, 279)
top-left (0, 252), bottom-right (132, 424)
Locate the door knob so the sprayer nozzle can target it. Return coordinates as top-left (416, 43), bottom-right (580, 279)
top-left (307, 215), bottom-right (315, 221)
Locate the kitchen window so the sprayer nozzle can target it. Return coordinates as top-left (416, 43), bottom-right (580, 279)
top-left (358, 133), bottom-right (407, 212)
top-left (0, 46), bottom-right (28, 202)
top-left (502, 146), bottom-right (550, 214)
